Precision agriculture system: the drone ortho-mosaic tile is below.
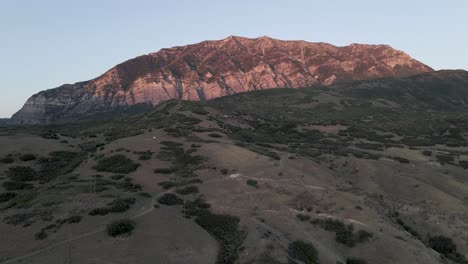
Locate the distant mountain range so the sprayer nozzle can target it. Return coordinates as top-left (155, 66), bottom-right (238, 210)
top-left (11, 36), bottom-right (435, 124)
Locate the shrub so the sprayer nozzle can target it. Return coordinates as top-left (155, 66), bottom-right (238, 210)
top-left (110, 175), bottom-right (125, 180)
top-left (246, 179), bottom-right (259, 189)
top-left (158, 181), bottom-right (177, 189)
top-left (311, 218), bottom-right (372, 247)
top-left (88, 208), bottom-right (109, 216)
top-left (193, 108), bottom-right (209, 115)
top-left (220, 169), bottom-right (229, 175)
top-left (66, 215), bottom-right (82, 224)
top-left (458, 160), bottom-right (468, 169)
top-left (34, 231), bottom-right (48, 240)
top-left (93, 155), bottom-right (140, 173)
top-left (154, 167), bottom-right (177, 174)
top-left (296, 214), bottom-right (311, 222)
top-left (436, 154), bottom-right (454, 164)
top-left (38, 151), bottom-right (87, 182)
top-left (157, 193), bottom-right (184, 205)
top-left (346, 258), bottom-right (368, 264)
top-left (428, 235), bottom-right (456, 256)
top-left (2, 181), bottom-right (33, 191)
top-left (7, 166), bottom-right (37, 182)
top-left (355, 229), bottom-right (373, 243)
top-left (0, 192), bottom-right (17, 203)
top-left (288, 240), bottom-right (319, 264)
top-left (195, 211), bottom-right (245, 264)
top-left (0, 157), bottom-right (14, 164)
top-left (106, 219), bottom-right (135, 237)
top-left (208, 133), bottom-right (223, 138)
top-left (19, 154), bottom-right (36, 161)
top-left (422, 150), bottom-right (432, 156)
top-left (393, 157), bottom-right (410, 164)
top-left (138, 151), bottom-right (153, 160)
top-left (108, 198), bottom-right (133, 213)
top-left (175, 186), bottom-right (199, 195)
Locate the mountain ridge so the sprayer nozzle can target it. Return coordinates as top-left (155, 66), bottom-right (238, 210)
top-left (11, 36), bottom-right (433, 124)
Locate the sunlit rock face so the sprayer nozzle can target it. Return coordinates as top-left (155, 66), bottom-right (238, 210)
top-left (11, 36), bottom-right (433, 124)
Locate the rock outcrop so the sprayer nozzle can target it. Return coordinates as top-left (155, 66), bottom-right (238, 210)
top-left (11, 36), bottom-right (433, 124)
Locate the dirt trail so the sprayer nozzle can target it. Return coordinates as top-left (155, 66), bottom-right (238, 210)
top-left (0, 193), bottom-right (162, 264)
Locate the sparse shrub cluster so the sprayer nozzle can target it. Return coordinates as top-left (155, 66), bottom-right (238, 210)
top-left (93, 154), bottom-right (140, 173)
top-left (157, 193), bottom-right (184, 205)
top-left (106, 219), bottom-right (135, 237)
top-left (39, 151), bottom-right (87, 181)
top-left (6, 166), bottom-right (37, 182)
top-left (311, 218), bottom-right (373, 247)
top-left (396, 217), bottom-right (421, 239)
top-left (89, 197), bottom-right (136, 216)
top-left (182, 197), bottom-right (211, 218)
top-left (175, 185), bottom-right (199, 195)
top-left (136, 150), bottom-right (154, 160)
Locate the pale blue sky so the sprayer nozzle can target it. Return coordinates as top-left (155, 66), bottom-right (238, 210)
top-left (0, 0), bottom-right (467, 117)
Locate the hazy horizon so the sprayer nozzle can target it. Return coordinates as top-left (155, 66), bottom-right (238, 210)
top-left (1, 0), bottom-right (467, 118)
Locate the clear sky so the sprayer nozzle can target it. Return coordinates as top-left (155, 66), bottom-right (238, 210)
top-left (0, 0), bottom-right (467, 118)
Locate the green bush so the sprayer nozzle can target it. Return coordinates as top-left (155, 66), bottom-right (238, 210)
top-left (154, 167), bottom-right (177, 174)
top-left (175, 186), bottom-right (199, 195)
top-left (19, 154), bottom-right (36, 161)
top-left (108, 198), bottom-right (135, 212)
top-left (193, 108), bottom-right (209, 115)
top-left (157, 193), bottom-right (184, 205)
top-left (393, 157), bottom-right (410, 164)
top-left (428, 235), bottom-right (457, 256)
top-left (346, 258), bottom-right (368, 264)
top-left (93, 155), bottom-right (140, 173)
top-left (88, 208), bottom-right (109, 216)
top-left (0, 192), bottom-right (17, 203)
top-left (137, 150), bottom-right (154, 160)
top-left (311, 218), bottom-right (372, 247)
top-left (195, 211), bottom-right (245, 264)
top-left (422, 150), bottom-right (432, 156)
top-left (106, 219), bottom-right (135, 237)
top-left (436, 154), bottom-right (454, 164)
top-left (296, 214), bottom-right (311, 222)
top-left (288, 240), bottom-right (319, 264)
top-left (0, 157), bottom-right (14, 164)
top-left (208, 133), bottom-right (223, 138)
top-left (66, 215), bottom-right (82, 224)
top-left (246, 179), bottom-right (259, 189)
top-left (355, 230), bottom-right (373, 243)
top-left (458, 160), bottom-right (468, 169)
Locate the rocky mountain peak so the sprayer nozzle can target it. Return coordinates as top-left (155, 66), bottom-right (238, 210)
top-left (11, 36), bottom-right (433, 124)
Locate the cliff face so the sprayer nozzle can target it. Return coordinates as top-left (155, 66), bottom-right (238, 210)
top-left (11, 36), bottom-right (433, 124)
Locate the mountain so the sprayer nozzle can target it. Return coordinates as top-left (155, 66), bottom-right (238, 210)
top-left (10, 36), bottom-right (433, 124)
top-left (0, 119), bottom-right (9, 126)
